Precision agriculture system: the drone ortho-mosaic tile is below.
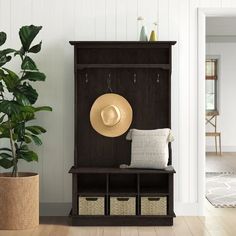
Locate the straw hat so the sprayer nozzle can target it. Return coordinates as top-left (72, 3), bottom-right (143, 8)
top-left (90, 93), bottom-right (133, 137)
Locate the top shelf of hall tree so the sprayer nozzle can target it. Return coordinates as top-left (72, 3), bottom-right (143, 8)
top-left (69, 41), bottom-right (177, 48)
top-left (70, 41), bottom-right (176, 66)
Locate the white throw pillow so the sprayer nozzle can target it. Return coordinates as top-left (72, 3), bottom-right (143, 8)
top-left (121, 128), bottom-right (174, 169)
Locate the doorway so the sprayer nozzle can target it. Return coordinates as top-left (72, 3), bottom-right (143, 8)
top-left (198, 9), bottom-right (236, 215)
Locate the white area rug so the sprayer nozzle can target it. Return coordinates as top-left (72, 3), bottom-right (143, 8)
top-left (206, 173), bottom-right (236, 207)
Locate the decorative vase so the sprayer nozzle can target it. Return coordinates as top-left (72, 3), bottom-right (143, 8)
top-left (149, 22), bottom-right (158, 41)
top-left (149, 30), bottom-right (157, 41)
top-left (0, 172), bottom-right (39, 229)
top-left (139, 26), bottom-right (148, 41)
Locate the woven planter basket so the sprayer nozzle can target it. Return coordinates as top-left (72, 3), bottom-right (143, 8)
top-left (141, 196), bottom-right (167, 215)
top-left (110, 197), bottom-right (136, 215)
top-left (0, 172), bottom-right (39, 230)
top-left (79, 197), bottom-right (104, 215)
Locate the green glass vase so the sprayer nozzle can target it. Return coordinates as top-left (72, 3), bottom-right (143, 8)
top-left (139, 26), bottom-right (148, 41)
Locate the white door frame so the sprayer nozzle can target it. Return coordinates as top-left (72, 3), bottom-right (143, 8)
top-left (197, 8), bottom-right (236, 214)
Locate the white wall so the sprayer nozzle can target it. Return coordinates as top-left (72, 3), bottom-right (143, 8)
top-left (0, 0), bottom-right (235, 216)
top-left (206, 42), bottom-right (236, 152)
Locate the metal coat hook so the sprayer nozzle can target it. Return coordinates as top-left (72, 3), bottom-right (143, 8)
top-left (107, 73), bottom-right (113, 93)
top-left (133, 73), bottom-right (137, 84)
top-left (85, 73), bottom-right (89, 83)
top-left (156, 73), bottom-right (160, 83)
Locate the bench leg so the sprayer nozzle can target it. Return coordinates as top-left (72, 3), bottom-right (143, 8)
top-left (219, 134), bottom-right (222, 156)
top-left (215, 136), bottom-right (218, 155)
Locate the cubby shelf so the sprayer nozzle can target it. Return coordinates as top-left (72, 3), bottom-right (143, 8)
top-left (74, 172), bottom-right (172, 194)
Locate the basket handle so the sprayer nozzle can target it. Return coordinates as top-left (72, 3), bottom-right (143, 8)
top-left (117, 197), bottom-right (129, 201)
top-left (85, 197), bottom-right (98, 201)
top-left (147, 197), bottom-right (160, 201)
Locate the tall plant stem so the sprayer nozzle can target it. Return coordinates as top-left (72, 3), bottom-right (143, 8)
top-left (8, 120), bottom-right (17, 177)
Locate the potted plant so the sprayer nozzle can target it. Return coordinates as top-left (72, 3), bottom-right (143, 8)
top-left (0, 25), bottom-right (52, 229)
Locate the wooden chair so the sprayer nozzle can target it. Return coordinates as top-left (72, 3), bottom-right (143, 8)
top-left (206, 111), bottom-right (222, 155)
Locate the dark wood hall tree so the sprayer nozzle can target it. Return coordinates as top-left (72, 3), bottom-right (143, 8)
top-left (69, 41), bottom-right (176, 226)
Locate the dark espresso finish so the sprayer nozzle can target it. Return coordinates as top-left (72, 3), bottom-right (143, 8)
top-left (69, 41), bottom-right (176, 226)
top-left (70, 215), bottom-right (174, 226)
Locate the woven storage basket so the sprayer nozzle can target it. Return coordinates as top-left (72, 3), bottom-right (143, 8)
top-left (141, 196), bottom-right (167, 215)
top-left (110, 197), bottom-right (136, 215)
top-left (79, 197), bottom-right (104, 215)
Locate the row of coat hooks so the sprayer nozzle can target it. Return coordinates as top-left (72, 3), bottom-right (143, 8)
top-left (84, 73), bottom-right (161, 85)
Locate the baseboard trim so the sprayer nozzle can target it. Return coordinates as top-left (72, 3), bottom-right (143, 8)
top-left (174, 202), bottom-right (202, 216)
top-left (40, 202), bottom-right (201, 216)
top-left (40, 202), bottom-right (71, 216)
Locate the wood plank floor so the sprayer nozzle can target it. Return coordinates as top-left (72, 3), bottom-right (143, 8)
top-left (1, 201), bottom-right (236, 236)
top-left (206, 152), bottom-right (236, 173)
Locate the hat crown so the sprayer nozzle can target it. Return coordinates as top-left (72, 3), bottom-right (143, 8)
top-left (101, 105), bottom-right (121, 127)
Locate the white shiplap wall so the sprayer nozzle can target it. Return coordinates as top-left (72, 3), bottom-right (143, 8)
top-left (0, 0), bottom-right (235, 215)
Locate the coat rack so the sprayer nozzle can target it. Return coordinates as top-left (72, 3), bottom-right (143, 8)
top-left (83, 72), bottom-right (162, 86)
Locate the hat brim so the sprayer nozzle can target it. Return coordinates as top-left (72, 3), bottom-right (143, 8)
top-left (90, 93), bottom-right (133, 137)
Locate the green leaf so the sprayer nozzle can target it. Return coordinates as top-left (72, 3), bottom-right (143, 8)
top-left (0, 55), bottom-right (11, 67)
top-left (0, 82), bottom-right (3, 92)
top-left (0, 49), bottom-right (15, 65)
top-left (0, 122), bottom-right (11, 132)
top-left (0, 69), bottom-right (5, 76)
top-left (0, 122), bottom-right (17, 140)
top-left (0, 101), bottom-right (21, 116)
top-left (0, 114), bottom-right (5, 123)
top-left (2, 68), bottom-right (19, 80)
top-left (26, 133), bottom-right (42, 145)
top-left (3, 74), bottom-right (18, 92)
top-left (21, 56), bottom-right (38, 71)
top-left (19, 25), bottom-right (42, 51)
top-left (14, 83), bottom-right (38, 104)
top-left (14, 92), bottom-right (31, 106)
top-left (18, 150), bottom-right (38, 162)
top-left (24, 136), bottom-right (32, 143)
top-left (26, 125), bottom-right (46, 135)
top-left (14, 122), bottom-right (25, 142)
top-left (0, 158), bottom-right (13, 168)
top-left (29, 41), bottom-right (42, 53)
top-left (11, 111), bottom-right (35, 123)
top-left (0, 48), bottom-right (15, 56)
top-left (0, 32), bottom-right (6, 46)
top-left (0, 153), bottom-right (12, 158)
top-left (0, 120), bottom-right (12, 128)
top-left (2, 68), bottom-right (19, 91)
top-left (0, 133), bottom-right (10, 139)
top-left (0, 148), bottom-right (12, 152)
top-left (19, 144), bottom-right (29, 151)
top-left (21, 71), bottom-right (46, 82)
top-left (20, 105), bottom-right (35, 113)
top-left (34, 106), bottom-right (52, 112)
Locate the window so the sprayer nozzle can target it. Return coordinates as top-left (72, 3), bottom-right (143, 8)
top-left (205, 58), bottom-right (218, 111)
